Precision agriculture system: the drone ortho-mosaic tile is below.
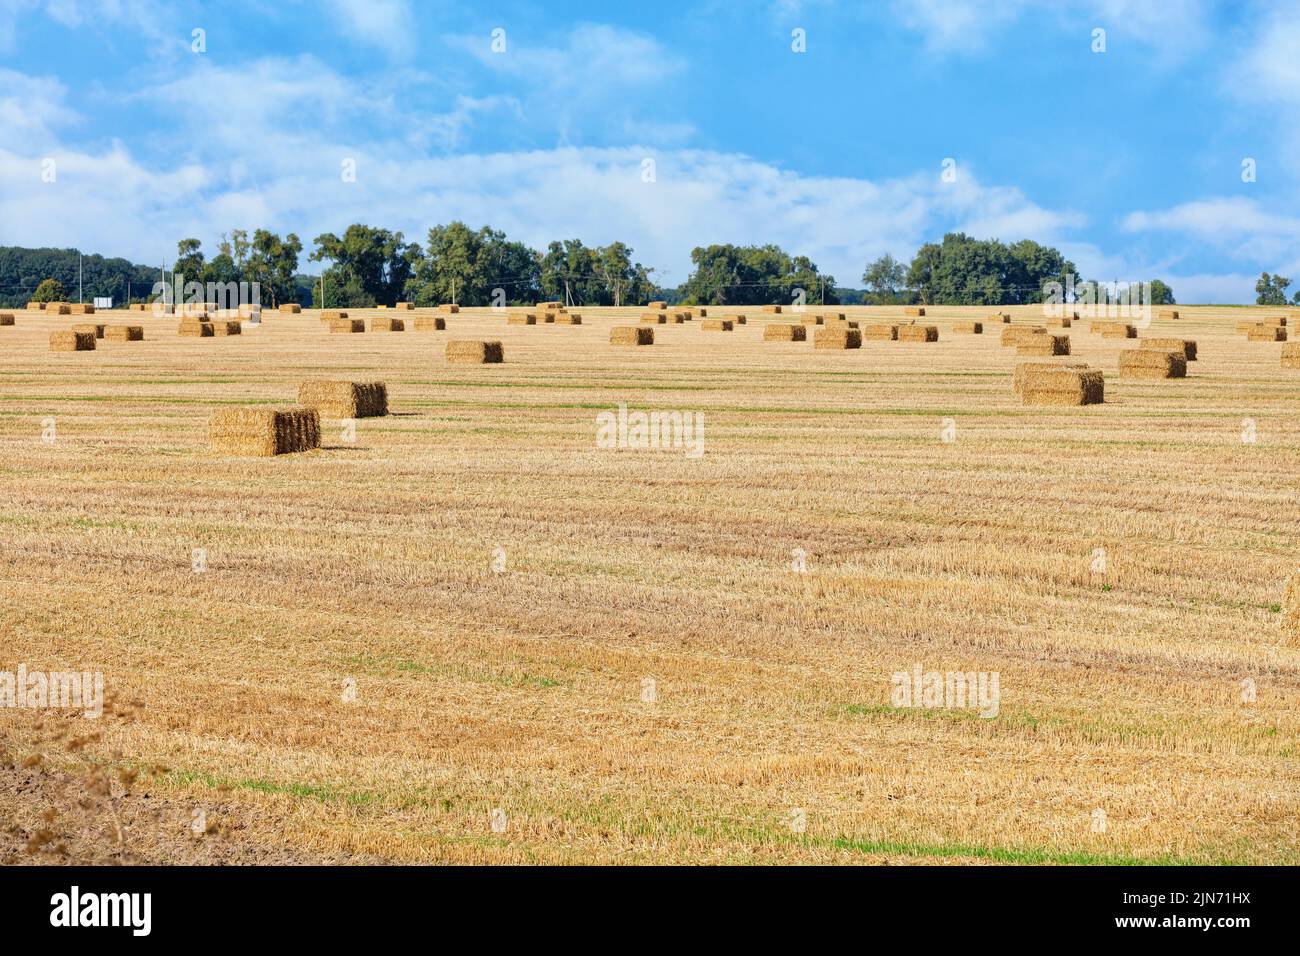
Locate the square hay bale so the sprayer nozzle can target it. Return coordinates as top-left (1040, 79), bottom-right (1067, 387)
top-left (328, 319), bottom-right (366, 333)
top-left (541, 312), bottom-right (558, 323)
top-left (508, 312), bottom-right (537, 325)
top-left (668, 312), bottom-right (689, 323)
top-left (297, 380), bottom-right (388, 418)
top-left (44, 303), bottom-right (71, 315)
top-left (178, 320), bottom-right (214, 337)
top-left (1013, 361), bottom-right (1092, 393)
top-left (1001, 326), bottom-right (1045, 347)
top-left (865, 323), bottom-right (899, 340)
top-left (320, 310), bottom-right (349, 322)
top-left (1247, 324), bottom-right (1287, 341)
top-left (611, 326), bottom-right (654, 346)
top-left (49, 330), bottom-right (95, 351)
top-left (1020, 366), bottom-right (1105, 406)
top-left (68, 303), bottom-right (95, 314)
top-left (647, 300), bottom-right (667, 310)
top-left (278, 303), bottom-right (302, 314)
top-left (554, 313), bottom-right (582, 324)
top-left (413, 316), bottom-right (446, 331)
top-left (536, 301), bottom-right (563, 310)
top-left (371, 317), bottom-right (405, 331)
top-left (1100, 324), bottom-right (1137, 339)
top-left (1281, 342), bottom-right (1300, 369)
top-left (1141, 337), bottom-right (1196, 360)
top-left (437, 303), bottom-right (461, 313)
top-left (1158, 309), bottom-right (1179, 320)
top-left (212, 321), bottom-right (242, 336)
top-left (903, 306), bottom-right (926, 317)
top-left (72, 322), bottom-right (104, 338)
top-left (0, 313), bottom-right (15, 326)
top-left (696, 308), bottom-right (708, 317)
top-left (1044, 316), bottom-right (1072, 328)
top-left (209, 406), bottom-right (320, 457)
top-left (898, 324), bottom-right (939, 342)
top-left (447, 340), bottom-right (504, 363)
top-left (763, 323), bottom-right (807, 341)
top-left (237, 303), bottom-right (262, 318)
top-left (103, 324), bottom-right (144, 341)
top-left (814, 327), bottom-right (862, 349)
top-left (953, 321), bottom-right (983, 334)
top-left (990, 312), bottom-right (1011, 323)
top-left (640, 312), bottom-right (668, 324)
top-left (395, 302), bottom-right (414, 310)
top-left (1119, 348), bottom-right (1187, 379)
top-left (27, 301), bottom-right (45, 311)
top-left (800, 314), bottom-right (824, 325)
top-left (761, 304), bottom-right (783, 313)
top-left (819, 312), bottom-right (846, 323)
top-left (130, 303), bottom-right (150, 311)
top-left (679, 309), bottom-right (696, 319)
top-left (731, 314), bottom-right (746, 324)
top-left (1016, 333), bottom-right (1070, 356)
top-left (702, 319), bottom-right (734, 331)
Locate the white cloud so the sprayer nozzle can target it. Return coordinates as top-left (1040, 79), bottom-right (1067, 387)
top-left (0, 67), bottom-right (79, 146)
top-left (1123, 197), bottom-right (1300, 266)
top-left (324, 0), bottom-right (414, 57)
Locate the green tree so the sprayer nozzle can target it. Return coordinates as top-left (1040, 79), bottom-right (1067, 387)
top-left (862, 254), bottom-right (907, 304)
top-left (310, 225), bottom-right (418, 307)
top-left (173, 238), bottom-right (205, 284)
top-left (246, 230), bottom-right (303, 307)
top-left (1148, 279), bottom-right (1175, 305)
top-left (32, 277), bottom-right (66, 302)
top-left (907, 233), bottom-right (1076, 305)
top-left (681, 244), bottom-right (836, 306)
top-left (404, 222), bottom-right (539, 307)
top-left (1256, 272), bottom-right (1291, 306)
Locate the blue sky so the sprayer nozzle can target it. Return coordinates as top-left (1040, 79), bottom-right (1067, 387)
top-left (2, 0), bottom-right (1299, 301)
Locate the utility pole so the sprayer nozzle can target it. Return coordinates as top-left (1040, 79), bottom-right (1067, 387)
top-left (451, 277), bottom-right (456, 305)
top-left (78, 253), bottom-right (83, 303)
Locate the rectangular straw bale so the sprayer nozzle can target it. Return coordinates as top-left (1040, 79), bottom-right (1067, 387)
top-left (211, 321), bottom-right (242, 336)
top-left (640, 312), bottom-right (668, 324)
top-left (49, 330), bottom-right (95, 351)
top-left (209, 406), bottom-right (320, 457)
top-left (761, 305), bottom-right (782, 313)
top-left (731, 314), bottom-right (746, 324)
top-left (1100, 324), bottom-right (1137, 339)
top-left (903, 306), bottom-right (926, 316)
top-left (1141, 337), bottom-right (1196, 360)
top-left (1119, 348), bottom-right (1187, 378)
top-left (44, 303), bottom-right (71, 315)
top-left (536, 301), bottom-right (563, 309)
top-left (437, 303), bottom-right (461, 313)
top-left (328, 319), bottom-right (365, 333)
top-left (103, 324), bottom-right (144, 341)
top-left (1016, 333), bottom-right (1070, 356)
top-left (610, 326), bottom-right (654, 345)
top-left (395, 302), bottom-right (414, 310)
top-left (447, 340), bottom-right (504, 363)
top-left (865, 323), bottom-right (899, 340)
top-left (647, 300), bottom-right (667, 309)
top-left (27, 301), bottom-right (45, 310)
top-left (320, 310), bottom-right (348, 321)
top-left (1247, 324), bottom-right (1287, 341)
top-left (701, 319), bottom-right (734, 331)
top-left (1158, 309), bottom-right (1179, 320)
top-left (990, 312), bottom-right (1011, 323)
top-left (1021, 367), bottom-right (1105, 406)
top-left (68, 303), bottom-right (95, 314)
top-left (71, 322), bottom-right (104, 338)
top-left (814, 327), bottom-right (862, 349)
top-left (1044, 316), bottom-right (1072, 328)
top-left (952, 321), bottom-right (983, 334)
top-left (763, 323), bottom-right (806, 341)
top-left (371, 317), bottom-right (405, 331)
top-left (0, 313), bottom-right (15, 326)
top-left (413, 316), bottom-right (447, 331)
top-left (508, 312), bottom-right (537, 325)
top-left (178, 320), bottom-right (214, 337)
top-left (297, 380), bottom-right (388, 418)
top-left (800, 314), bottom-right (824, 325)
top-left (278, 303), bottom-right (301, 313)
top-left (1013, 361), bottom-right (1092, 393)
top-left (1001, 326), bottom-right (1045, 346)
top-left (898, 324), bottom-right (939, 342)
top-left (1281, 341), bottom-right (1300, 369)
top-left (554, 313), bottom-right (582, 324)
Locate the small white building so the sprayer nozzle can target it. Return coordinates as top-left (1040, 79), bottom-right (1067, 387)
top-left (93, 297), bottom-right (113, 309)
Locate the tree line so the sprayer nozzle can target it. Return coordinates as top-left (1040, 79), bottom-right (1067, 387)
top-left (2, 227), bottom-right (1206, 309)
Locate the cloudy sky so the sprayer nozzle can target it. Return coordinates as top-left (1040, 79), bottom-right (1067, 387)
top-left (1, 0), bottom-right (1298, 301)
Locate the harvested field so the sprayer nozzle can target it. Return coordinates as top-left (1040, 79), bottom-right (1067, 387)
top-left (1, 303), bottom-right (1297, 868)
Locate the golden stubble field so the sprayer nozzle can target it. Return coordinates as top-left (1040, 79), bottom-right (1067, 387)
top-left (1, 303), bottom-right (1297, 865)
